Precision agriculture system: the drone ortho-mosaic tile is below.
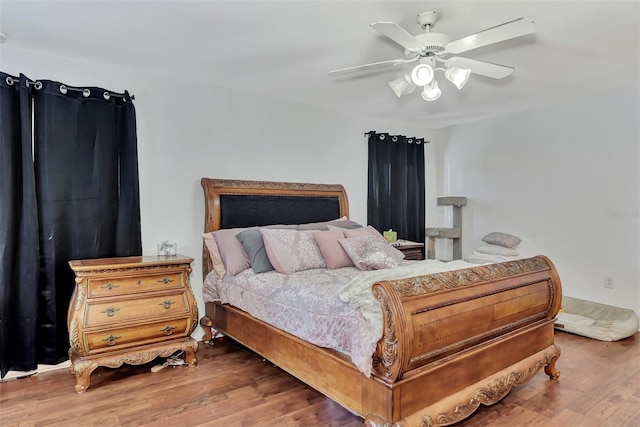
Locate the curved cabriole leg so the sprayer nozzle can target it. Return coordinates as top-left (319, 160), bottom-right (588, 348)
top-left (72, 360), bottom-right (98, 394)
top-left (544, 345), bottom-right (561, 379)
top-left (184, 338), bottom-right (199, 366)
top-left (200, 316), bottom-right (214, 344)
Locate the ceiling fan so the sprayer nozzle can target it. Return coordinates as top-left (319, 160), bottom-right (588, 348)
top-left (329, 12), bottom-right (536, 101)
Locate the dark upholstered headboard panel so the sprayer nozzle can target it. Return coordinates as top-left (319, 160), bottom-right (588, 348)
top-left (201, 178), bottom-right (349, 278)
top-left (219, 195), bottom-right (341, 229)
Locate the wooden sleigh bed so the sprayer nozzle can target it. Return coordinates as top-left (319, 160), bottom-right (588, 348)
top-left (199, 178), bottom-right (562, 426)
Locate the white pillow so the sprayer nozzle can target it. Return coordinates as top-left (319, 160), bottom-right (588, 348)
top-left (475, 244), bottom-right (520, 257)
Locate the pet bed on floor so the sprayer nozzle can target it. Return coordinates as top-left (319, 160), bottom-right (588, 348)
top-left (555, 296), bottom-right (639, 341)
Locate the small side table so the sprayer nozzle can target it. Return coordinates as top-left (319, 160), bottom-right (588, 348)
top-left (393, 240), bottom-right (425, 261)
top-left (67, 255), bottom-right (198, 393)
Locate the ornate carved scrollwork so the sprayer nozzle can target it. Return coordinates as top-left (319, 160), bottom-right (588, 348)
top-left (424, 345), bottom-right (562, 427)
top-left (392, 256), bottom-right (551, 298)
top-left (69, 318), bottom-right (82, 355)
top-left (371, 286), bottom-right (400, 380)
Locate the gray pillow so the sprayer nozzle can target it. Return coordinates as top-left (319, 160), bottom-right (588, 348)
top-left (236, 229), bottom-right (274, 273)
top-left (481, 232), bottom-right (521, 248)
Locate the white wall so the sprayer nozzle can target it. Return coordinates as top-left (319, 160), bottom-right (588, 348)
top-left (1, 45), bottom-right (438, 339)
top-left (438, 87), bottom-right (640, 315)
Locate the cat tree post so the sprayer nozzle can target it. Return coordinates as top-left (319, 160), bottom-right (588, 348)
top-left (426, 197), bottom-right (467, 260)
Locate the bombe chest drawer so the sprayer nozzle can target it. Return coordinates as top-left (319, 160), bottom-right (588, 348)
top-left (67, 255), bottom-right (198, 393)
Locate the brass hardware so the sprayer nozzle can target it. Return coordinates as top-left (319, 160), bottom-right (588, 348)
top-left (101, 335), bottom-right (121, 346)
top-left (159, 300), bottom-right (175, 309)
top-left (160, 325), bottom-right (176, 336)
top-left (157, 277), bottom-right (174, 284)
top-left (101, 307), bottom-right (120, 317)
top-left (101, 282), bottom-right (120, 290)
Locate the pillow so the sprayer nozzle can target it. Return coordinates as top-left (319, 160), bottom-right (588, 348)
top-left (293, 217), bottom-right (362, 231)
top-left (236, 229), bottom-right (275, 274)
top-left (481, 232), bottom-right (521, 248)
top-left (339, 236), bottom-right (405, 271)
top-left (202, 232), bottom-right (226, 277)
top-left (475, 244), bottom-right (520, 257)
top-left (331, 225), bottom-right (386, 242)
top-left (212, 228), bottom-right (252, 276)
top-left (261, 229), bottom-right (326, 274)
top-left (312, 230), bottom-right (354, 269)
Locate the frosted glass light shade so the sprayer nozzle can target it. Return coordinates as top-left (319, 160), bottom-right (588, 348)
top-left (410, 64), bottom-right (435, 86)
top-left (445, 67), bottom-right (471, 89)
top-left (421, 80), bottom-right (441, 101)
top-left (388, 75), bottom-right (416, 97)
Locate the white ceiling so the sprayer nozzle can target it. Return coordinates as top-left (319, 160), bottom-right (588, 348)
top-left (1, 1), bottom-right (639, 128)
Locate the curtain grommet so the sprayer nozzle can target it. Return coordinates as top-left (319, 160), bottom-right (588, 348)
top-left (392, 136), bottom-right (398, 142)
top-left (59, 85), bottom-right (67, 94)
top-left (379, 134), bottom-right (385, 140)
top-left (103, 91), bottom-right (110, 100)
top-left (6, 76), bottom-right (14, 86)
top-left (82, 89), bottom-right (90, 97)
top-left (34, 81), bottom-right (42, 90)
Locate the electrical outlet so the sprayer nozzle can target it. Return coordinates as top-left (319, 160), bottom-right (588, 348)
top-left (604, 275), bottom-right (614, 289)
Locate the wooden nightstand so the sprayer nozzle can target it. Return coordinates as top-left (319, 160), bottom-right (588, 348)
top-left (67, 255), bottom-right (198, 393)
top-left (393, 240), bottom-right (425, 261)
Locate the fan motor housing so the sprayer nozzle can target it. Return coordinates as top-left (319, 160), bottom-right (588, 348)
top-left (404, 32), bottom-right (450, 57)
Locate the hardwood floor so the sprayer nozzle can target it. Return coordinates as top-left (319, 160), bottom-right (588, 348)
top-left (1, 330), bottom-right (638, 426)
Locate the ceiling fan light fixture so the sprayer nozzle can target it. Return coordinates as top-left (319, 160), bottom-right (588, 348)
top-left (410, 63), bottom-right (434, 86)
top-left (445, 66), bottom-right (471, 89)
top-left (421, 80), bottom-right (441, 101)
top-left (388, 75), bottom-right (417, 97)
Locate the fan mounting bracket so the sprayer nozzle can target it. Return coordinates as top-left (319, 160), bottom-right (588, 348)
top-left (417, 11), bottom-right (440, 30)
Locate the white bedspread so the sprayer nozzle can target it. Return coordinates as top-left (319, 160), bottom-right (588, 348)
top-left (203, 259), bottom-right (474, 376)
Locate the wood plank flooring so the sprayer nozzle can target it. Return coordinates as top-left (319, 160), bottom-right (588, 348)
top-left (1, 330), bottom-right (638, 426)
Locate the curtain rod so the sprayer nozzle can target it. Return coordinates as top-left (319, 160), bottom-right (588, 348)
top-left (364, 131), bottom-right (430, 144)
top-left (5, 76), bottom-right (135, 100)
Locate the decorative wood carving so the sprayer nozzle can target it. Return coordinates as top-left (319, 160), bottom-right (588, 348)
top-left (371, 286), bottom-right (400, 381)
top-left (389, 256), bottom-right (551, 298)
top-left (424, 345), bottom-right (562, 427)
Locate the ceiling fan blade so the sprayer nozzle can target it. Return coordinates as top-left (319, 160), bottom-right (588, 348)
top-left (370, 21), bottom-right (426, 53)
top-left (447, 57), bottom-right (515, 79)
top-left (445, 17), bottom-right (535, 54)
top-left (329, 56), bottom-right (419, 75)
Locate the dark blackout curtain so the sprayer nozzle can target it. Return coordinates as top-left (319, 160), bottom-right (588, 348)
top-left (0, 74), bottom-right (40, 377)
top-left (367, 131), bottom-right (426, 247)
top-left (0, 73), bottom-right (142, 374)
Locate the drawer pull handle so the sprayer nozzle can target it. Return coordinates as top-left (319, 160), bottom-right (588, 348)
top-left (157, 277), bottom-right (174, 284)
top-left (101, 282), bottom-right (120, 290)
top-left (101, 307), bottom-right (121, 317)
top-left (160, 325), bottom-right (176, 336)
top-left (101, 335), bottom-right (121, 346)
top-left (136, 279), bottom-right (142, 285)
top-left (159, 300), bottom-right (175, 309)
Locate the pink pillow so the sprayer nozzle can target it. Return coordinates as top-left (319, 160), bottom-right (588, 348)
top-left (212, 228), bottom-right (252, 276)
top-left (312, 230), bottom-right (354, 269)
top-left (261, 229), bottom-right (326, 274)
top-left (339, 236), bottom-right (405, 271)
top-left (202, 232), bottom-right (226, 277)
top-left (331, 225), bottom-right (387, 242)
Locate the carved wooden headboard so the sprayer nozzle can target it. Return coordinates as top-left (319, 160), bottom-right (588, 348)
top-left (200, 178), bottom-right (349, 279)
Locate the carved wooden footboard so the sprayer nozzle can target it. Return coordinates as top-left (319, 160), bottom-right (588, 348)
top-left (364, 255), bottom-right (562, 425)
